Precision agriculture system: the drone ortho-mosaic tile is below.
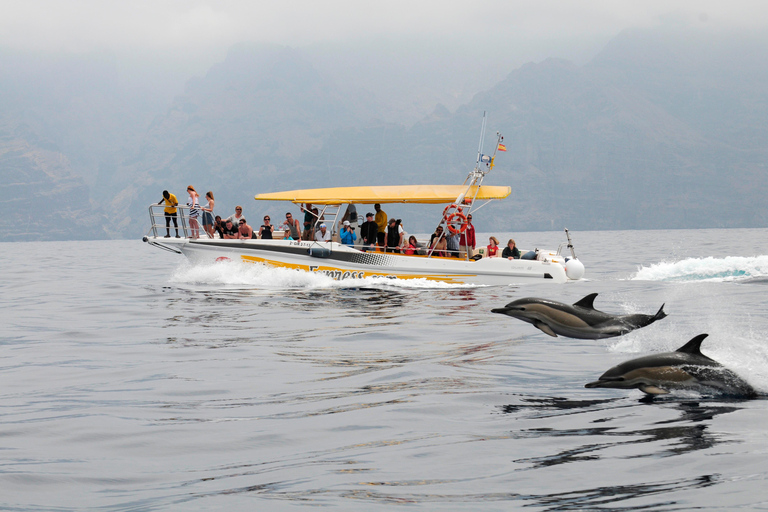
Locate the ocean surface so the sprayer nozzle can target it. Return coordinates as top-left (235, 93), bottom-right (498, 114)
top-left (3, 228), bottom-right (768, 511)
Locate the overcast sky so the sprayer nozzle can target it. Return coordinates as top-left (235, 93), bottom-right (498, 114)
top-left (2, 0), bottom-right (766, 114)
top-left (2, 1), bottom-right (766, 54)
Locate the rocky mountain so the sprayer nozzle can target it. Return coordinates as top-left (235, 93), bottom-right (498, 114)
top-left (2, 27), bottom-right (768, 240)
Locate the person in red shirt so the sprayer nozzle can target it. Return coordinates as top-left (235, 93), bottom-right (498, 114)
top-left (459, 213), bottom-right (476, 258)
top-left (486, 236), bottom-right (500, 258)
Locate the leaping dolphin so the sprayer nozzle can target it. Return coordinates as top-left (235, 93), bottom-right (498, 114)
top-left (491, 293), bottom-right (666, 339)
top-left (585, 334), bottom-right (757, 397)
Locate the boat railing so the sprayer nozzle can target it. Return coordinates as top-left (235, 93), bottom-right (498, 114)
top-left (146, 204), bottom-right (214, 239)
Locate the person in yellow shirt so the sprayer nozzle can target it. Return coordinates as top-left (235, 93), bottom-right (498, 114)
top-left (374, 203), bottom-right (387, 247)
top-left (158, 190), bottom-right (179, 237)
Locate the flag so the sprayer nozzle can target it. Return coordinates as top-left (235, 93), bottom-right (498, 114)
top-left (497, 143), bottom-right (507, 152)
top-left (480, 154), bottom-right (492, 163)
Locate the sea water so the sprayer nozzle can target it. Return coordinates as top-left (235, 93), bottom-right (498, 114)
top-left (2, 228), bottom-right (768, 511)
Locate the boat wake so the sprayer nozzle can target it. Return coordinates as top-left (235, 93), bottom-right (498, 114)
top-left (168, 260), bottom-right (480, 290)
top-left (630, 255), bottom-right (768, 283)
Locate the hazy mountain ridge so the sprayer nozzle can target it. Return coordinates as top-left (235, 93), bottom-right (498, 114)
top-left (2, 27), bottom-right (767, 239)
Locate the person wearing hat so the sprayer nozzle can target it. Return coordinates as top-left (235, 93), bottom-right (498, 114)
top-left (341, 203), bottom-right (358, 232)
top-left (315, 223), bottom-right (331, 242)
top-left (340, 220), bottom-right (357, 247)
top-left (360, 212), bottom-right (379, 250)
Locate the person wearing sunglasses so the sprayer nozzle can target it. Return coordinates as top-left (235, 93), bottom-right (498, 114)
top-left (259, 216), bottom-right (274, 239)
top-left (237, 218), bottom-right (254, 239)
top-left (459, 214), bottom-right (476, 258)
top-left (226, 206), bottom-right (245, 227)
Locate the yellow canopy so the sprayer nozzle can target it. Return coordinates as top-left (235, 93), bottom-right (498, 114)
top-left (253, 185), bottom-right (511, 205)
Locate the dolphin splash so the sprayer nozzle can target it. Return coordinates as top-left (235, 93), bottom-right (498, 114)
top-left (491, 293), bottom-right (666, 339)
top-left (585, 334), bottom-right (757, 397)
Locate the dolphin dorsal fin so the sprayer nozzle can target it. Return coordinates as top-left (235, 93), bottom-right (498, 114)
top-left (573, 293), bottom-right (598, 310)
top-left (676, 334), bottom-right (709, 355)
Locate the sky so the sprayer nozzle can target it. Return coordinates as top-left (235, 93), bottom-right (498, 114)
top-left (3, 1), bottom-right (767, 55)
top-left (2, 1), bottom-right (767, 116)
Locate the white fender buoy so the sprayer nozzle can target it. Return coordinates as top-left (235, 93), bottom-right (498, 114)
top-left (565, 258), bottom-right (585, 280)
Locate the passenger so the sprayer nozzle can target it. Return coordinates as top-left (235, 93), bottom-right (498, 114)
top-left (283, 228), bottom-right (294, 241)
top-left (259, 215), bottom-right (274, 239)
top-left (282, 211), bottom-right (302, 241)
top-left (340, 220), bottom-right (357, 247)
top-left (213, 215), bottom-right (224, 238)
top-left (237, 218), bottom-right (254, 239)
top-left (226, 206), bottom-right (245, 227)
top-left (374, 203), bottom-right (387, 247)
top-left (405, 235), bottom-right (420, 255)
top-left (502, 238), bottom-right (521, 259)
top-left (446, 230), bottom-right (460, 257)
top-left (360, 212), bottom-right (379, 250)
top-left (222, 219), bottom-right (239, 239)
top-left (459, 213), bottom-right (476, 258)
top-left (312, 208), bottom-right (323, 234)
top-left (201, 191), bottom-right (215, 238)
top-left (385, 218), bottom-right (403, 253)
top-left (186, 186), bottom-right (201, 239)
top-left (300, 203), bottom-right (314, 241)
top-left (315, 223), bottom-right (331, 242)
top-left (486, 236), bottom-right (500, 257)
top-left (157, 190), bottom-right (179, 238)
top-left (341, 204), bottom-right (358, 233)
top-left (430, 226), bottom-right (447, 257)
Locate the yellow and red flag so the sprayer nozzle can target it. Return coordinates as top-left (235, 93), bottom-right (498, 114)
top-left (497, 143), bottom-right (507, 152)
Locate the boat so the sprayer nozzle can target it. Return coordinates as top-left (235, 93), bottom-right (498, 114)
top-left (143, 122), bottom-right (586, 285)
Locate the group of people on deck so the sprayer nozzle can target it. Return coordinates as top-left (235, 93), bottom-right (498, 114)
top-left (157, 189), bottom-right (524, 259)
top-left (157, 188), bottom-right (294, 241)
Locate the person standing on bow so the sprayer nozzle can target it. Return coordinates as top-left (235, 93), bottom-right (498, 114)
top-left (201, 191), bottom-right (215, 238)
top-left (374, 203), bottom-right (387, 248)
top-left (186, 185), bottom-right (201, 239)
top-left (459, 213), bottom-right (476, 258)
top-left (157, 190), bottom-right (179, 238)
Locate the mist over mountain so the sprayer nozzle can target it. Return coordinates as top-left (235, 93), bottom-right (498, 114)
top-left (2, 26), bottom-right (767, 240)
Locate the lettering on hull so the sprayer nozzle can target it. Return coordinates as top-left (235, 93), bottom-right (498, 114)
top-left (309, 266), bottom-right (369, 280)
top-left (238, 255), bottom-right (461, 282)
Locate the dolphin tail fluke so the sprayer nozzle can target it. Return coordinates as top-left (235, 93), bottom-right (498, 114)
top-left (653, 303), bottom-right (667, 321)
top-left (676, 333), bottom-right (709, 356)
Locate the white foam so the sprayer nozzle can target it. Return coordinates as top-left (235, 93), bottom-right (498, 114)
top-left (168, 260), bottom-right (479, 290)
top-left (630, 255), bottom-right (768, 282)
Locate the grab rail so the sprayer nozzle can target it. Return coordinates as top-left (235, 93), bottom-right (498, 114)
top-left (145, 204), bottom-right (213, 239)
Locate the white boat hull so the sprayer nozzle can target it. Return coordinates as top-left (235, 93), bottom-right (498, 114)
top-left (146, 237), bottom-right (576, 285)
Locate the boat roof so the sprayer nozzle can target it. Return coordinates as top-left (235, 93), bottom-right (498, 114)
top-left (253, 185), bottom-right (511, 205)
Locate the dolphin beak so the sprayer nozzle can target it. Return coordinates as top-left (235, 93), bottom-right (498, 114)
top-left (491, 307), bottom-right (524, 314)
